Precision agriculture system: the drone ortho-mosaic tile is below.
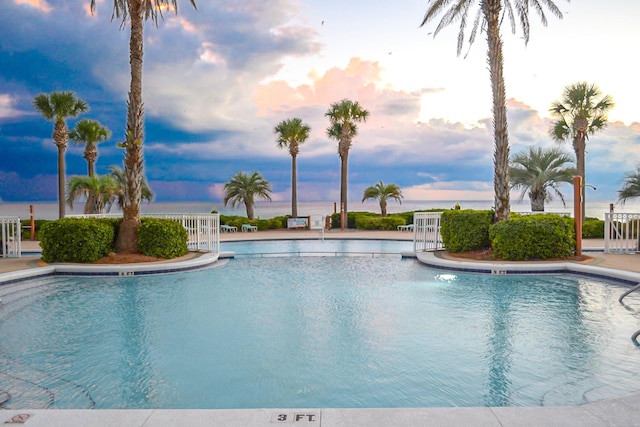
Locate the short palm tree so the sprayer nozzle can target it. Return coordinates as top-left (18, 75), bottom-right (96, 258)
top-left (223, 172), bottom-right (272, 220)
top-left (326, 99), bottom-right (369, 228)
top-left (69, 119), bottom-right (111, 177)
top-left (618, 168), bottom-right (640, 203)
top-left (362, 181), bottom-right (403, 217)
top-left (91, 0), bottom-right (197, 253)
top-left (107, 165), bottom-right (154, 211)
top-left (509, 147), bottom-right (576, 212)
top-left (274, 118), bottom-right (311, 218)
top-left (32, 91), bottom-right (89, 219)
top-left (67, 175), bottom-right (120, 215)
top-left (549, 82), bottom-right (614, 220)
top-left (420, 0), bottom-right (565, 222)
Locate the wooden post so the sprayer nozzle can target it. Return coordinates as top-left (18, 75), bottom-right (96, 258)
top-left (30, 204), bottom-right (35, 241)
top-left (574, 176), bottom-right (582, 256)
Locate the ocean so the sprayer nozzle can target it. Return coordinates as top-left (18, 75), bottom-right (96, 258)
top-left (1, 199), bottom-right (638, 221)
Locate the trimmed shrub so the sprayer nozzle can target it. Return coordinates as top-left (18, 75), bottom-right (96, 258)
top-left (490, 214), bottom-right (575, 261)
top-left (39, 218), bottom-right (115, 263)
top-left (440, 210), bottom-right (493, 253)
top-left (138, 218), bottom-right (188, 259)
top-left (330, 211), bottom-right (377, 229)
top-left (356, 215), bottom-right (405, 230)
top-left (582, 217), bottom-right (604, 238)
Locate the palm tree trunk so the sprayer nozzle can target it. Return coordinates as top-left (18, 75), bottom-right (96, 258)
top-left (573, 130), bottom-right (587, 221)
top-left (116, 0), bottom-right (145, 254)
top-left (484, 0), bottom-right (510, 223)
top-left (531, 195), bottom-right (545, 212)
top-left (291, 154), bottom-right (298, 218)
top-left (340, 153), bottom-right (349, 228)
top-left (53, 121), bottom-right (67, 219)
top-left (246, 201), bottom-right (255, 220)
top-left (380, 199), bottom-right (387, 217)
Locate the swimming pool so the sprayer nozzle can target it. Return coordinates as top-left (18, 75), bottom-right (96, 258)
top-left (1, 240), bottom-right (639, 409)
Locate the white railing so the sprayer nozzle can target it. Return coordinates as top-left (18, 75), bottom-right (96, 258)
top-left (413, 212), bottom-right (444, 252)
top-left (1, 217), bottom-right (22, 258)
top-left (68, 213), bottom-right (220, 253)
top-left (149, 214), bottom-right (219, 253)
top-left (605, 212), bottom-right (640, 254)
top-left (515, 211), bottom-right (572, 217)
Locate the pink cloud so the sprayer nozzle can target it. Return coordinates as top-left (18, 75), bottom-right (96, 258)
top-left (15, 0), bottom-right (52, 13)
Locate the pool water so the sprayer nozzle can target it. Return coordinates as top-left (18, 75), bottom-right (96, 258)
top-left (1, 243), bottom-right (640, 409)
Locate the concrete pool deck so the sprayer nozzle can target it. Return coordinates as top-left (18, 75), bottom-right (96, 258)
top-left (1, 230), bottom-right (640, 426)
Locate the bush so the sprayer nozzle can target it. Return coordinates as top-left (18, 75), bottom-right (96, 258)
top-left (440, 210), bottom-right (493, 253)
top-left (330, 211), bottom-right (377, 229)
top-left (582, 217), bottom-right (604, 238)
top-left (356, 215), bottom-right (405, 230)
top-left (39, 218), bottom-right (115, 263)
top-left (490, 214), bottom-right (575, 261)
top-left (138, 217), bottom-right (188, 259)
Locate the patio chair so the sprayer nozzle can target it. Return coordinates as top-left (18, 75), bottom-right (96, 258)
top-left (221, 224), bottom-right (237, 233)
top-left (242, 224), bottom-right (258, 232)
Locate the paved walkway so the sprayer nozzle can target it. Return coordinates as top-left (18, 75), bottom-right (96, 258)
top-left (1, 232), bottom-right (640, 426)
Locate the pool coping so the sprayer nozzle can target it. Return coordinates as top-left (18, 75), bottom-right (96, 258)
top-left (416, 250), bottom-right (640, 286)
top-left (2, 246), bottom-right (640, 426)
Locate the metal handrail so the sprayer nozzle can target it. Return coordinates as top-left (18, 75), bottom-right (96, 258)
top-left (619, 282), bottom-right (640, 304)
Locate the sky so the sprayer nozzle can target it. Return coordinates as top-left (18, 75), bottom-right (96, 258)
top-left (1, 0), bottom-right (639, 209)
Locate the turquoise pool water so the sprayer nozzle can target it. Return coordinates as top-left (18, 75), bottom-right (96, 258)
top-left (1, 241), bottom-right (640, 409)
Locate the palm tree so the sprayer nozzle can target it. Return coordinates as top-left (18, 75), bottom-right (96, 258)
top-left (549, 82), bottom-right (614, 220)
top-left (32, 91), bottom-right (89, 219)
top-left (509, 147), bottom-right (576, 212)
top-left (420, 0), bottom-right (565, 222)
top-left (107, 165), bottom-right (154, 212)
top-left (91, 0), bottom-right (197, 253)
top-left (274, 118), bottom-right (311, 218)
top-left (67, 175), bottom-right (120, 215)
top-left (618, 168), bottom-right (640, 203)
top-left (326, 99), bottom-right (370, 228)
top-left (361, 181), bottom-right (403, 217)
top-left (223, 172), bottom-right (272, 220)
top-left (69, 119), bottom-right (111, 177)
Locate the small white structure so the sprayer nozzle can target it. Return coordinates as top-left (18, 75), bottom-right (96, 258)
top-left (605, 212), bottom-right (640, 254)
top-left (309, 215), bottom-right (325, 240)
top-left (413, 212), bottom-right (444, 252)
top-left (1, 216), bottom-right (21, 258)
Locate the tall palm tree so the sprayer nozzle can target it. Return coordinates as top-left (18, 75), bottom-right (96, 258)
top-left (69, 119), bottom-right (111, 177)
top-left (33, 91), bottom-right (89, 219)
top-left (618, 168), bottom-right (640, 203)
top-left (361, 181), bottom-right (403, 217)
top-left (420, 0), bottom-right (565, 222)
top-left (326, 99), bottom-right (370, 228)
top-left (67, 175), bottom-right (120, 215)
top-left (107, 165), bottom-right (154, 211)
top-left (274, 118), bottom-right (311, 218)
top-left (549, 82), bottom-right (614, 220)
top-left (223, 172), bottom-right (272, 220)
top-left (509, 147), bottom-right (576, 212)
top-left (91, 0), bottom-right (197, 253)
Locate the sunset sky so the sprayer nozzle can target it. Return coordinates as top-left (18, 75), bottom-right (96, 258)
top-left (1, 0), bottom-right (639, 208)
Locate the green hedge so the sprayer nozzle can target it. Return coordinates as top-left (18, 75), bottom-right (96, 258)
top-left (39, 218), bottom-right (115, 263)
top-left (138, 217), bottom-right (188, 259)
top-left (440, 210), bottom-right (493, 253)
top-left (20, 219), bottom-right (50, 240)
top-left (582, 217), bottom-right (604, 238)
top-left (490, 214), bottom-right (575, 261)
top-left (356, 215), bottom-right (405, 230)
top-left (220, 215), bottom-right (287, 230)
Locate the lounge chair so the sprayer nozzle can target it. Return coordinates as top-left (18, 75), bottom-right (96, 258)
top-left (242, 224), bottom-right (258, 232)
top-left (397, 224), bottom-right (414, 232)
top-left (220, 224), bottom-right (237, 233)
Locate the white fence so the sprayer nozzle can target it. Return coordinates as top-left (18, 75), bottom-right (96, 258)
top-left (1, 217), bottom-right (21, 258)
top-left (150, 214), bottom-right (220, 253)
top-left (68, 213), bottom-right (220, 253)
top-left (605, 212), bottom-right (640, 254)
top-left (413, 212), bottom-right (444, 252)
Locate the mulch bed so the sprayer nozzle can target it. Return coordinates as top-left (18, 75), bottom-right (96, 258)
top-left (446, 248), bottom-right (594, 263)
top-left (92, 253), bottom-right (167, 264)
